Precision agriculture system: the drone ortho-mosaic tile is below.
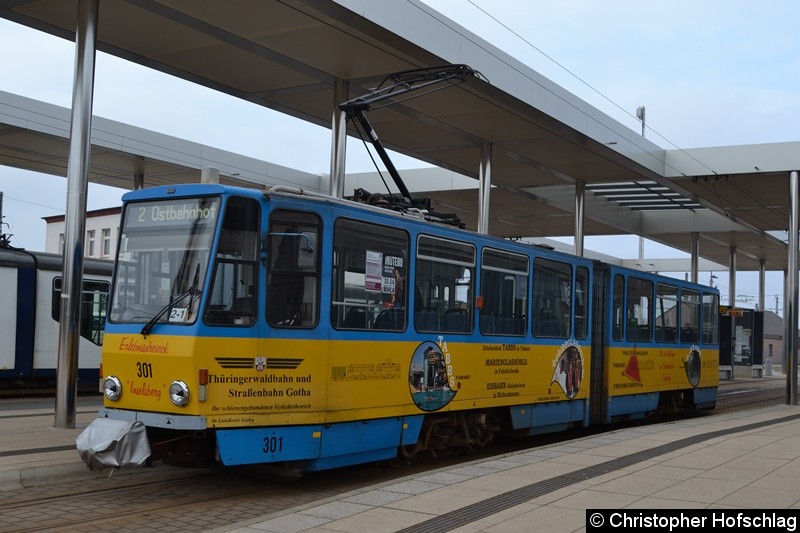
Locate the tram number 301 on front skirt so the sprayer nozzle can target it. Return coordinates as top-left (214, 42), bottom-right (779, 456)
top-left (263, 436), bottom-right (284, 454)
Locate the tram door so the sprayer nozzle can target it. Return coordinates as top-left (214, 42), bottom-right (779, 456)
top-left (588, 262), bottom-right (610, 425)
top-left (265, 210), bottom-right (321, 330)
top-left (205, 196), bottom-right (261, 354)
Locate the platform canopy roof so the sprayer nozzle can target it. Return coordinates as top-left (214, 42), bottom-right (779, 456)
top-left (1, 0), bottom-right (798, 271)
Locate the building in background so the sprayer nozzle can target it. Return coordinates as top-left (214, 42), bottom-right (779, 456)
top-left (762, 311), bottom-right (784, 366)
top-left (44, 206), bottom-right (120, 259)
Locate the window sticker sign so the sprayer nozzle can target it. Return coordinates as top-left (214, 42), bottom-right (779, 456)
top-left (365, 250), bottom-right (383, 292)
top-left (382, 255), bottom-right (404, 295)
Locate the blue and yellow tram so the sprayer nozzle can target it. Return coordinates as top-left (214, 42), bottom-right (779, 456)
top-left (92, 183), bottom-right (719, 471)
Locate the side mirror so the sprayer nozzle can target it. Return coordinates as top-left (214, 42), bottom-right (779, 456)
top-left (297, 232), bottom-right (316, 269)
top-left (264, 231), bottom-right (316, 269)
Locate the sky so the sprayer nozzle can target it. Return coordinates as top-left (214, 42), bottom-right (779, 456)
top-left (0, 0), bottom-right (798, 311)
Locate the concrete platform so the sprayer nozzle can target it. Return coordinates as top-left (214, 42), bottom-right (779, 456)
top-left (0, 397), bottom-right (106, 490)
top-left (2, 377), bottom-right (798, 532)
top-left (217, 403), bottom-right (800, 532)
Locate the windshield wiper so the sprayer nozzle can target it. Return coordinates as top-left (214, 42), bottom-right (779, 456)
top-left (140, 288), bottom-right (200, 338)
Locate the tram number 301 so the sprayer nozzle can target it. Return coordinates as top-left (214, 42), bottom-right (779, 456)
top-left (137, 362), bottom-right (153, 378)
top-left (263, 436), bottom-right (284, 454)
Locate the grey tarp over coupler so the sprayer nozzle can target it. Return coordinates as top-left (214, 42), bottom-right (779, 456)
top-left (76, 418), bottom-right (151, 470)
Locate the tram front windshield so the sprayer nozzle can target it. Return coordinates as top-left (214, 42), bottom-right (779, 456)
top-left (109, 197), bottom-right (220, 324)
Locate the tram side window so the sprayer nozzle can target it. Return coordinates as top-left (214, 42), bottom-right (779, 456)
top-left (702, 292), bottom-right (720, 344)
top-left (52, 278), bottom-right (110, 346)
top-left (574, 266), bottom-right (589, 340)
top-left (415, 235), bottom-right (475, 334)
top-left (479, 248), bottom-right (528, 336)
top-left (532, 258), bottom-right (571, 338)
top-left (331, 218), bottom-right (409, 331)
top-left (626, 277), bottom-right (652, 342)
top-left (266, 210), bottom-right (321, 328)
top-left (204, 197), bottom-right (260, 326)
top-left (655, 283), bottom-right (678, 343)
top-left (612, 274), bottom-right (624, 341)
top-left (681, 289), bottom-right (701, 343)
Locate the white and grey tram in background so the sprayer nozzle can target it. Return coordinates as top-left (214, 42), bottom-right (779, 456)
top-left (0, 246), bottom-right (111, 390)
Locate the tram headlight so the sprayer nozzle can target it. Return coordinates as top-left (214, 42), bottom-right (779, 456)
top-left (103, 376), bottom-right (122, 401)
top-left (169, 380), bottom-right (191, 406)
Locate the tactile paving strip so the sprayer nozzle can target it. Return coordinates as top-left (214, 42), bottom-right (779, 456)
top-left (398, 413), bottom-right (800, 533)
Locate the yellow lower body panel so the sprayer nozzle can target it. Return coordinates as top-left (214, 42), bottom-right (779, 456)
top-left (102, 333), bottom-right (592, 428)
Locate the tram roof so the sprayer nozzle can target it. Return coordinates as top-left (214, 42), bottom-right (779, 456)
top-left (0, 0), bottom-right (796, 272)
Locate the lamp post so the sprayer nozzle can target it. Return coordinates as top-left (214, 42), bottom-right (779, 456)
top-left (636, 106), bottom-right (646, 137)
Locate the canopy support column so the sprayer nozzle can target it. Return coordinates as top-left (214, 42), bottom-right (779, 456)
top-left (787, 171), bottom-right (798, 405)
top-left (329, 80), bottom-right (348, 198)
top-left (477, 142), bottom-right (491, 235)
top-left (784, 269), bottom-right (789, 374)
top-left (728, 247), bottom-right (737, 307)
top-left (574, 181), bottom-right (585, 257)
top-left (55, 0), bottom-right (99, 429)
top-left (201, 167), bottom-right (219, 184)
top-left (690, 232), bottom-right (699, 283)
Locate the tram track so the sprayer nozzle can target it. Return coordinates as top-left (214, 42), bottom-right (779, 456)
top-left (715, 382), bottom-right (787, 412)
top-left (4, 471), bottom-right (257, 532)
top-left (1, 380), bottom-right (788, 532)
top-left (2, 456), bottom-right (459, 532)
top-left (0, 409), bottom-right (97, 421)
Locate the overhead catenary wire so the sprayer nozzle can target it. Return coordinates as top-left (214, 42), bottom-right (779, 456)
top-left (464, 0), bottom-right (721, 178)
top-left (0, 192), bottom-right (62, 212)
